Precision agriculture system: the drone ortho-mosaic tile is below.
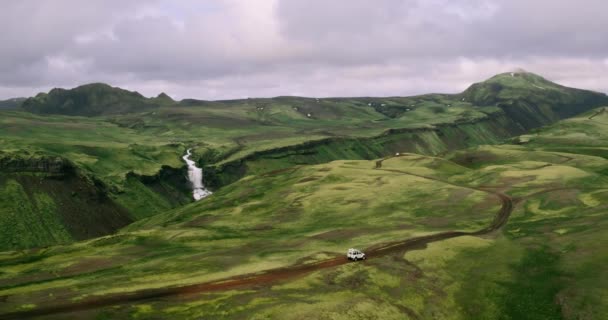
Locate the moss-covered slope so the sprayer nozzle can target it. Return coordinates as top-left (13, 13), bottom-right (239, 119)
top-left (0, 153), bottom-right (133, 251)
top-left (3, 72), bottom-right (607, 250)
top-left (21, 83), bottom-right (169, 116)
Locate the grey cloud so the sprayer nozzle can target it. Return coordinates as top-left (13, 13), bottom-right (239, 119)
top-left (276, 0), bottom-right (608, 61)
top-left (0, 0), bottom-right (607, 100)
top-left (0, 1), bottom-right (147, 66)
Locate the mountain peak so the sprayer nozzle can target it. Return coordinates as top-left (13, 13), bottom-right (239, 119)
top-left (153, 92), bottom-right (175, 106)
top-left (460, 71), bottom-right (565, 105)
top-left (157, 92), bottom-right (171, 99)
top-left (76, 82), bottom-right (113, 89)
top-left (22, 83), bottom-right (156, 116)
top-left (484, 71), bottom-right (551, 84)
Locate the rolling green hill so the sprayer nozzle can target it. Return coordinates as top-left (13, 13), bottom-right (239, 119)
top-left (1, 108), bottom-right (608, 319)
top-left (199, 72), bottom-right (608, 187)
top-left (0, 71), bottom-right (606, 252)
top-left (21, 83), bottom-right (171, 116)
top-left (461, 72), bottom-right (608, 128)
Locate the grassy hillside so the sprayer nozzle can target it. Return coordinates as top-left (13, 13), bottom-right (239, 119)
top-left (0, 112), bottom-right (194, 250)
top-left (196, 72), bottom-right (608, 187)
top-left (1, 108), bottom-right (608, 319)
top-left (0, 72), bottom-right (606, 251)
top-left (0, 173), bottom-right (132, 251)
top-left (12, 72), bottom-right (606, 184)
top-left (202, 111), bottom-right (527, 188)
top-left (462, 72), bottom-right (608, 129)
top-left (21, 83), bottom-right (168, 116)
top-left (0, 152), bottom-right (136, 251)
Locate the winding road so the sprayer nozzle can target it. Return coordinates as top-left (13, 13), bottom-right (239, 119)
top-left (0, 157), bottom-right (515, 319)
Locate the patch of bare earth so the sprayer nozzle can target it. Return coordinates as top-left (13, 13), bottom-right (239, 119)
top-left (59, 257), bottom-right (123, 277)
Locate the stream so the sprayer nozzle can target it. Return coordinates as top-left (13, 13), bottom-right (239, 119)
top-left (182, 149), bottom-right (212, 201)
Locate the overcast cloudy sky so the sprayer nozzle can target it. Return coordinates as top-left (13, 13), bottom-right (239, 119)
top-left (1, 0), bottom-right (607, 100)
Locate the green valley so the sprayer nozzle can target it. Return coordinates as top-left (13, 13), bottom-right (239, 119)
top-left (0, 72), bottom-right (607, 319)
top-left (1, 72), bottom-right (606, 251)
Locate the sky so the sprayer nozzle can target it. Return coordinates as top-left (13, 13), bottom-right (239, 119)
top-left (1, 0), bottom-right (607, 100)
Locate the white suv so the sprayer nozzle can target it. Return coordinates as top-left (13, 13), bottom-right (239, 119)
top-left (347, 248), bottom-right (366, 261)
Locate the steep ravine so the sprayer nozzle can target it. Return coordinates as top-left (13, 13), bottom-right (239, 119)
top-left (202, 104), bottom-right (602, 189)
top-left (120, 165), bottom-right (195, 219)
top-left (0, 153), bottom-right (205, 250)
top-left (0, 155), bottom-right (133, 251)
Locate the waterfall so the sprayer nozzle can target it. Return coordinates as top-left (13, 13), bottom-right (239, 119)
top-left (182, 149), bottom-right (212, 201)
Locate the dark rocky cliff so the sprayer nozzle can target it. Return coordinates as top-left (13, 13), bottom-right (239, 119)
top-left (0, 154), bottom-right (76, 174)
top-left (0, 154), bottom-right (133, 251)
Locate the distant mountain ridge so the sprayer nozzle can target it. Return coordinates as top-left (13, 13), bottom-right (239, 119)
top-left (0, 97), bottom-right (26, 109)
top-left (21, 83), bottom-right (174, 116)
top-left (17, 72), bottom-right (608, 117)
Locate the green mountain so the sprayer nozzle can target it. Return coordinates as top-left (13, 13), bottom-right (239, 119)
top-left (0, 97), bottom-right (25, 109)
top-left (200, 72), bottom-right (608, 187)
top-left (20, 72), bottom-right (608, 121)
top-left (21, 83), bottom-right (170, 116)
top-left (461, 71), bottom-right (608, 128)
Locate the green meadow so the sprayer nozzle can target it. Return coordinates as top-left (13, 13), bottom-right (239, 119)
top-left (1, 109), bottom-right (608, 319)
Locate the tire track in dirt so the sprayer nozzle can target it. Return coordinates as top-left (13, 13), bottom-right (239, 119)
top-left (0, 157), bottom-right (514, 319)
top-left (588, 107), bottom-right (606, 120)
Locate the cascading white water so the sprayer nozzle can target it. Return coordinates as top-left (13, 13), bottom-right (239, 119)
top-left (182, 149), bottom-right (212, 201)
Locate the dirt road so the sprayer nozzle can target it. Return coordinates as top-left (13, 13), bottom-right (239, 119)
top-left (0, 158), bottom-right (514, 319)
